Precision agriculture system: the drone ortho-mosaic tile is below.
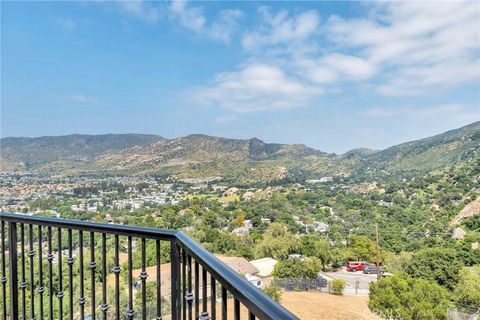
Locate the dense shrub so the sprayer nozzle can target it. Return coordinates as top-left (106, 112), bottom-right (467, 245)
top-left (263, 285), bottom-right (282, 302)
top-left (330, 279), bottom-right (346, 295)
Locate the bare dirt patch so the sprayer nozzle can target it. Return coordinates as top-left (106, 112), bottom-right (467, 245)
top-left (451, 195), bottom-right (480, 225)
top-left (280, 291), bottom-right (380, 320)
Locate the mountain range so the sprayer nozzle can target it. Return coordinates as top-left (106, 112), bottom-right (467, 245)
top-left (1, 121), bottom-right (479, 182)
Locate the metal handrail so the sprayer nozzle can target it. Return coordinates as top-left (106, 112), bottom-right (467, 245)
top-left (1, 212), bottom-right (177, 240)
top-left (1, 212), bottom-right (298, 320)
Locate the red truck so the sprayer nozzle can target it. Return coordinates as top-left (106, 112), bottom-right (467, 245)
top-left (346, 261), bottom-right (369, 272)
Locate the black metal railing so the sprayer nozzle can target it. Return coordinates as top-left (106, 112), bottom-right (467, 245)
top-left (0, 213), bottom-right (298, 320)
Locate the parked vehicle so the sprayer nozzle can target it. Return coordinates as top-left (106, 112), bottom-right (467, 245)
top-left (346, 261), bottom-right (369, 272)
top-left (245, 274), bottom-right (263, 288)
top-left (363, 264), bottom-right (386, 274)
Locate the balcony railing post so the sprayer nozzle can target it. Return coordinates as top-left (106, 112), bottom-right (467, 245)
top-left (8, 222), bottom-right (19, 320)
top-left (171, 240), bottom-right (181, 320)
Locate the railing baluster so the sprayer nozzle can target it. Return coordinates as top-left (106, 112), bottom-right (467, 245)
top-left (211, 277), bottom-right (216, 320)
top-left (221, 286), bottom-right (227, 320)
top-left (101, 233), bottom-right (108, 320)
top-left (21, 224), bottom-right (27, 320)
top-left (194, 261), bottom-right (199, 320)
top-left (156, 239), bottom-right (162, 320)
top-left (67, 229), bottom-right (74, 320)
top-left (1, 221), bottom-right (6, 320)
top-left (79, 230), bottom-right (85, 320)
top-left (47, 226), bottom-right (53, 320)
top-left (58, 227), bottom-right (64, 320)
top-left (202, 267), bottom-right (207, 314)
top-left (126, 236), bottom-right (134, 320)
top-left (38, 225), bottom-right (44, 320)
top-left (113, 235), bottom-right (120, 320)
top-left (182, 248), bottom-right (186, 320)
top-left (8, 222), bottom-right (19, 320)
top-left (187, 254), bottom-right (193, 320)
top-left (234, 299), bottom-right (240, 320)
top-left (90, 232), bottom-right (96, 320)
top-left (141, 238), bottom-right (147, 320)
top-left (29, 224), bottom-right (35, 320)
top-left (171, 242), bottom-right (180, 320)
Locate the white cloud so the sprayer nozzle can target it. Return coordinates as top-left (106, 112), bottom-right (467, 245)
top-left (169, 0), bottom-right (242, 42)
top-left (326, 1), bottom-right (480, 95)
top-left (299, 53), bottom-right (376, 84)
top-left (242, 7), bottom-right (320, 51)
top-left (68, 94), bottom-right (96, 104)
top-left (118, 1), bottom-right (161, 24)
top-left (189, 1), bottom-right (479, 112)
top-left (191, 63), bottom-right (321, 112)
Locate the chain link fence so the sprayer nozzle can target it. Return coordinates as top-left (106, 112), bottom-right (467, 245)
top-left (271, 278), bottom-right (370, 296)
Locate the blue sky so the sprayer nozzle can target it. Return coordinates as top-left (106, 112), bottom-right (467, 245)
top-left (1, 1), bottom-right (479, 153)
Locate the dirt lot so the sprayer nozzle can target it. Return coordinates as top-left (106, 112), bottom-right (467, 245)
top-left (280, 291), bottom-right (380, 320)
top-left (146, 291), bottom-right (379, 320)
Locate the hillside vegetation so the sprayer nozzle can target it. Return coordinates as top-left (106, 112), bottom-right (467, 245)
top-left (1, 122), bottom-right (479, 183)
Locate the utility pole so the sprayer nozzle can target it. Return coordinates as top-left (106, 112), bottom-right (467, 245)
top-left (375, 223), bottom-right (381, 280)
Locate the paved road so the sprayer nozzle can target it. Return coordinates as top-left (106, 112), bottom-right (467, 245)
top-left (321, 269), bottom-right (378, 290)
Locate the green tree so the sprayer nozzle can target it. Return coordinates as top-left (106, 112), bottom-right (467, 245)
top-left (454, 266), bottom-right (480, 308)
top-left (369, 276), bottom-right (453, 320)
top-left (348, 235), bottom-right (376, 262)
top-left (273, 259), bottom-right (305, 279)
top-left (383, 251), bottom-right (412, 274)
top-left (272, 257), bottom-right (320, 279)
top-left (405, 247), bottom-right (463, 290)
top-left (300, 234), bottom-right (332, 271)
top-left (254, 223), bottom-right (299, 260)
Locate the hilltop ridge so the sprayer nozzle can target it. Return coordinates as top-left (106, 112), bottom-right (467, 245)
top-left (1, 121), bottom-right (479, 182)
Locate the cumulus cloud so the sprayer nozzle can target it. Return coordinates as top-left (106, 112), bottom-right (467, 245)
top-left (169, 0), bottom-right (242, 42)
top-left (326, 1), bottom-right (480, 95)
top-left (298, 53), bottom-right (376, 84)
top-left (242, 7), bottom-right (320, 51)
top-left (191, 63), bottom-right (320, 112)
top-left (192, 1), bottom-right (479, 112)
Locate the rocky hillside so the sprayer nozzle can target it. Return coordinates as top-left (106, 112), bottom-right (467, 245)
top-left (92, 135), bottom-right (326, 170)
top-left (360, 121), bottom-right (480, 174)
top-left (0, 134), bottom-right (163, 169)
top-left (0, 133), bottom-right (329, 178)
top-left (1, 121), bottom-right (479, 181)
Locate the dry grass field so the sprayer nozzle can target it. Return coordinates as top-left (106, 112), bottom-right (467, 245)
top-left (280, 291), bottom-right (381, 320)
